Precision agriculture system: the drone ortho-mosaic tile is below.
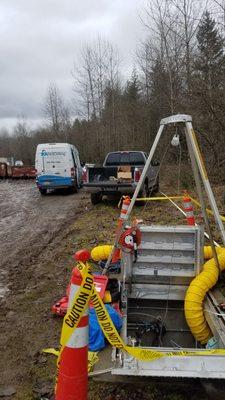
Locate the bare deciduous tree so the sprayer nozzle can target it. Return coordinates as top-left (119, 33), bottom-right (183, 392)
top-left (43, 83), bottom-right (71, 140)
top-left (73, 38), bottom-right (120, 159)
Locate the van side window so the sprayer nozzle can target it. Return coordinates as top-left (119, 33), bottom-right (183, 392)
top-left (73, 149), bottom-right (81, 167)
top-left (71, 149), bottom-right (76, 167)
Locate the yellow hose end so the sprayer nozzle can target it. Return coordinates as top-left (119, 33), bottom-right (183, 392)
top-left (91, 245), bottom-right (113, 261)
top-left (204, 245), bottom-right (225, 259)
top-left (204, 246), bottom-right (213, 259)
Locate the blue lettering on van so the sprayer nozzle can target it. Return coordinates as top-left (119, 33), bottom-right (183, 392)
top-left (41, 149), bottom-right (48, 157)
top-left (40, 150), bottom-right (66, 157)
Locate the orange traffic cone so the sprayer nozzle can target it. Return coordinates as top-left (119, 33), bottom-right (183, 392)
top-left (56, 267), bottom-right (89, 400)
top-left (112, 196), bottom-right (131, 262)
top-left (183, 191), bottom-right (195, 226)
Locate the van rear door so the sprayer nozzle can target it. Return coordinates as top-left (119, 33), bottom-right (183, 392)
top-left (39, 147), bottom-right (69, 177)
top-left (36, 146), bottom-right (73, 188)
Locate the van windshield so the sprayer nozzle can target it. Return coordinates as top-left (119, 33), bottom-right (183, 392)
top-left (105, 152), bottom-right (145, 166)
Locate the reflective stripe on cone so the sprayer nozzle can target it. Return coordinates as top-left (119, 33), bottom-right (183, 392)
top-left (112, 196), bottom-right (131, 262)
top-left (183, 192), bottom-right (195, 226)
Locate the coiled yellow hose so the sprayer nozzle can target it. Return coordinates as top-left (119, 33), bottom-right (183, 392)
top-left (184, 246), bottom-right (225, 344)
top-left (91, 245), bottom-right (113, 261)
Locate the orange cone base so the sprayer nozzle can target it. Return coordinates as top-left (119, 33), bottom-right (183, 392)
top-left (56, 346), bottom-right (88, 400)
top-left (187, 217), bottom-right (195, 226)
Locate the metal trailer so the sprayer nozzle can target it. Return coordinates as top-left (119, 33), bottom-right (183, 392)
top-left (101, 114), bottom-right (225, 381)
top-left (111, 225), bottom-right (225, 379)
top-left (0, 164), bottom-right (36, 179)
top-left (11, 165), bottom-right (36, 179)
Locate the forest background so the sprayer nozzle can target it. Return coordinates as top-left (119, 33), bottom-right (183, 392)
top-left (1, 0), bottom-right (225, 181)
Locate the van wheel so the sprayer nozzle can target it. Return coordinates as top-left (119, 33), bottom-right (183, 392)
top-left (71, 184), bottom-right (78, 193)
top-left (91, 193), bottom-right (102, 205)
top-left (39, 188), bottom-right (47, 195)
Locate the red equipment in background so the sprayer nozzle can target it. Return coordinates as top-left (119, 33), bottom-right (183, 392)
top-left (52, 249), bottom-right (108, 317)
top-left (0, 163), bottom-right (36, 179)
top-left (11, 166), bottom-right (36, 179)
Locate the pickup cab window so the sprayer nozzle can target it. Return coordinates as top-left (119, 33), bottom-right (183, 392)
top-left (105, 152), bottom-right (145, 166)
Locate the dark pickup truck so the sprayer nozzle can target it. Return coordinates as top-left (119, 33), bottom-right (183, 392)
top-left (83, 151), bottom-right (159, 204)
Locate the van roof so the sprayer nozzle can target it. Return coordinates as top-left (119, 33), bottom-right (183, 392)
top-left (36, 143), bottom-right (72, 148)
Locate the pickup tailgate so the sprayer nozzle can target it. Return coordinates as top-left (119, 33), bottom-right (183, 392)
top-left (83, 166), bottom-right (138, 188)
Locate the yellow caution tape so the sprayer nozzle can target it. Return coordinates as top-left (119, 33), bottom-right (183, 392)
top-left (54, 260), bottom-right (225, 382)
top-left (136, 196), bottom-right (183, 201)
top-left (55, 262), bottom-right (93, 392)
top-left (89, 279), bottom-right (225, 360)
top-left (43, 348), bottom-right (59, 357)
top-left (88, 351), bottom-right (99, 372)
top-left (90, 286), bottom-right (164, 361)
top-left (190, 197), bottom-right (225, 222)
top-left (43, 348), bottom-right (99, 373)
top-left (135, 194), bottom-right (225, 223)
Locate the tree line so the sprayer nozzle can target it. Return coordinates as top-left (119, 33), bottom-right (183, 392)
top-left (0, 0), bottom-right (225, 181)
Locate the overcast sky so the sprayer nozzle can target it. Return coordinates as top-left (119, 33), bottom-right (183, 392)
top-left (0, 0), bottom-right (147, 132)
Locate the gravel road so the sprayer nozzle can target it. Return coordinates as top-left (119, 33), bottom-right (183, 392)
top-left (0, 180), bottom-right (86, 298)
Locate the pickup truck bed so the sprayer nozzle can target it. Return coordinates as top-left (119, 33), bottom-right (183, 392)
top-left (83, 151), bottom-right (159, 204)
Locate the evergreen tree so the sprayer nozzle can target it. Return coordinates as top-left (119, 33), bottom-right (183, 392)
top-left (124, 68), bottom-right (140, 102)
top-left (195, 11), bottom-right (225, 87)
top-left (192, 11), bottom-right (225, 173)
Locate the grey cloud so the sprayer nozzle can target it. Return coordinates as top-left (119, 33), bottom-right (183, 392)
top-left (0, 0), bottom-right (145, 131)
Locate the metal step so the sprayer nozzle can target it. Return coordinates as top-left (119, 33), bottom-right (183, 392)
top-left (132, 265), bottom-right (195, 278)
top-left (139, 242), bottom-right (195, 251)
top-left (128, 283), bottom-right (188, 301)
top-left (136, 254), bottom-right (195, 265)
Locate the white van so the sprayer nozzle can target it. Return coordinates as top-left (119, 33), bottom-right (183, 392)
top-left (35, 143), bottom-right (83, 195)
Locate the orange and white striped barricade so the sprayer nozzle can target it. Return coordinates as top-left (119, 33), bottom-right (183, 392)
top-left (183, 191), bottom-right (195, 226)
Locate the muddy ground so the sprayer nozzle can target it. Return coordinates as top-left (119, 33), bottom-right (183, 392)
top-left (0, 179), bottom-right (225, 399)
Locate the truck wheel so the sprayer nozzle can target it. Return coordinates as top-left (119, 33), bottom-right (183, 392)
top-left (39, 188), bottom-right (47, 195)
top-left (152, 176), bottom-right (159, 194)
top-left (136, 184), bottom-right (149, 206)
top-left (154, 184), bottom-right (159, 193)
top-left (91, 193), bottom-right (102, 205)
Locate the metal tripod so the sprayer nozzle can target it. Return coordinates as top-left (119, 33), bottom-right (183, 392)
top-left (104, 114), bottom-right (225, 272)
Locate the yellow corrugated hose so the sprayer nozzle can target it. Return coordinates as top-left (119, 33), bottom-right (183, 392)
top-left (91, 245), bottom-right (113, 261)
top-left (184, 246), bottom-right (225, 344)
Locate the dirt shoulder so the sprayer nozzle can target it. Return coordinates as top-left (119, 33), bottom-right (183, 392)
top-left (0, 181), bottom-right (94, 399)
